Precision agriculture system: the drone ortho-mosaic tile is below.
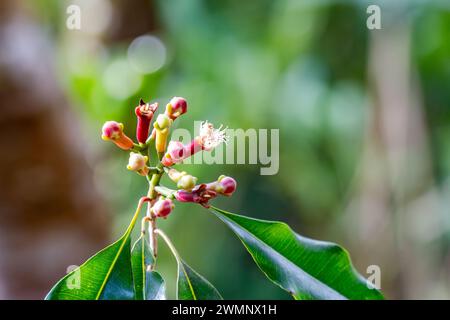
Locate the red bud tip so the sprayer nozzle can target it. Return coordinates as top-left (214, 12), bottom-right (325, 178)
top-left (166, 97), bottom-right (188, 120)
top-left (135, 100), bottom-right (158, 143)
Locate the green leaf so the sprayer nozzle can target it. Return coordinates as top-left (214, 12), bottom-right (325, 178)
top-left (177, 259), bottom-right (223, 300)
top-left (45, 235), bottom-right (134, 300)
top-left (45, 201), bottom-right (145, 300)
top-left (146, 271), bottom-right (166, 300)
top-left (210, 206), bottom-right (384, 300)
top-left (131, 236), bottom-right (150, 300)
top-left (131, 236), bottom-right (166, 300)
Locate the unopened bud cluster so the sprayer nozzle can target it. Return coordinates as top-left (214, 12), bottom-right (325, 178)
top-left (101, 96), bottom-right (237, 219)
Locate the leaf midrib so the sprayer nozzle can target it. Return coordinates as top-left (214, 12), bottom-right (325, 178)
top-left (141, 237), bottom-right (146, 300)
top-left (95, 205), bottom-right (141, 300)
top-left (211, 208), bottom-right (345, 299)
top-left (179, 261), bottom-right (198, 300)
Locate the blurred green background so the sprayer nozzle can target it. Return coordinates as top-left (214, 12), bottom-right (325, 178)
top-left (1, 0), bottom-right (450, 299)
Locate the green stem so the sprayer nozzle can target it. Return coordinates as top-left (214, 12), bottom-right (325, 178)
top-left (155, 228), bottom-right (198, 300)
top-left (148, 172), bottom-right (163, 199)
top-left (146, 163), bottom-right (165, 270)
top-left (147, 167), bottom-right (162, 175)
top-left (154, 229), bottom-right (181, 263)
top-left (131, 143), bottom-right (147, 153)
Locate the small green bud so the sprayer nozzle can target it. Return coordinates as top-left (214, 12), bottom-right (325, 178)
top-left (177, 174), bottom-right (198, 191)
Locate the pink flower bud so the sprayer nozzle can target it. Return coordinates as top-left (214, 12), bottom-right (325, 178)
top-left (152, 198), bottom-right (174, 218)
top-left (135, 99), bottom-right (158, 144)
top-left (206, 175), bottom-right (237, 196)
top-left (161, 122), bottom-right (227, 166)
top-left (102, 121), bottom-right (122, 140)
top-left (127, 152), bottom-right (147, 171)
top-left (175, 190), bottom-right (198, 203)
top-left (217, 175), bottom-right (237, 196)
top-left (168, 141), bottom-right (185, 159)
top-left (185, 137), bottom-right (204, 156)
top-left (161, 155), bottom-right (174, 167)
top-left (101, 121), bottom-right (134, 150)
top-left (175, 184), bottom-right (217, 208)
top-left (175, 190), bottom-right (195, 202)
top-left (161, 141), bottom-right (185, 166)
top-left (183, 121), bottom-right (227, 155)
top-left (165, 97), bottom-right (187, 120)
top-left (127, 152), bottom-right (149, 176)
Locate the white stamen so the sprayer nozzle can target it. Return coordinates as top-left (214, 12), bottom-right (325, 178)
top-left (199, 121), bottom-right (228, 151)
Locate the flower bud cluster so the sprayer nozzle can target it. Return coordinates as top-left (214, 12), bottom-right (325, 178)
top-left (101, 96), bottom-right (236, 219)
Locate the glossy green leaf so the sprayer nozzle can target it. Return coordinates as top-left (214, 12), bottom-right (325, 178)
top-left (210, 206), bottom-right (384, 300)
top-left (45, 235), bottom-right (134, 300)
top-left (146, 271), bottom-right (166, 300)
top-left (177, 259), bottom-right (223, 300)
top-left (45, 201), bottom-right (145, 300)
top-left (131, 236), bottom-right (166, 300)
top-left (156, 229), bottom-right (222, 300)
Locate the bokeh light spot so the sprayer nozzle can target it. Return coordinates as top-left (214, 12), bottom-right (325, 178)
top-left (102, 58), bottom-right (142, 100)
top-left (127, 35), bottom-right (167, 74)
